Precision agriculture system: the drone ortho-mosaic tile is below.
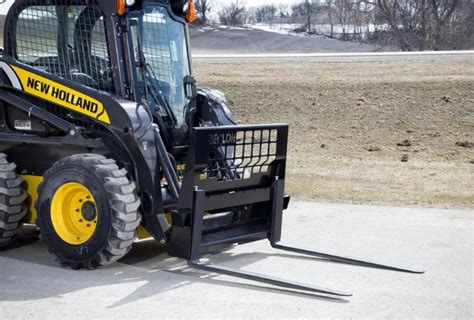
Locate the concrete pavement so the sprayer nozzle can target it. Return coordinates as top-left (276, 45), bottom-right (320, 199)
top-left (0, 201), bottom-right (473, 319)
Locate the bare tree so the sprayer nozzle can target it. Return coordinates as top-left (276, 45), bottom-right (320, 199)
top-left (449, 0), bottom-right (474, 48)
top-left (327, 0), bottom-right (335, 38)
top-left (277, 0), bottom-right (470, 50)
top-left (361, 0), bottom-right (463, 50)
top-left (359, 1), bottom-right (374, 40)
top-left (278, 4), bottom-right (290, 20)
top-left (334, 0), bottom-right (354, 40)
top-left (292, 0), bottom-right (318, 32)
top-left (219, 0), bottom-right (247, 26)
top-left (372, 0), bottom-right (415, 50)
top-left (428, 0), bottom-right (459, 49)
top-left (252, 4), bottom-right (278, 23)
top-left (195, 0), bottom-right (213, 26)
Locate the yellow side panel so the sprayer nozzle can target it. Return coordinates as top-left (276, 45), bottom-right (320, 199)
top-left (138, 226), bottom-right (152, 240)
top-left (11, 65), bottom-right (111, 124)
top-left (138, 214), bottom-right (172, 240)
top-left (23, 175), bottom-right (43, 225)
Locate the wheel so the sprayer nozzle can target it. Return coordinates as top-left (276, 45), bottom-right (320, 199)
top-left (0, 153), bottom-right (27, 249)
top-left (36, 154), bottom-right (141, 269)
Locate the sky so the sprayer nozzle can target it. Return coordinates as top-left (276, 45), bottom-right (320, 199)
top-left (213, 0), bottom-right (299, 8)
top-left (0, 0), bottom-right (302, 15)
top-left (206, 0), bottom-right (302, 21)
top-left (0, 1), bottom-right (13, 15)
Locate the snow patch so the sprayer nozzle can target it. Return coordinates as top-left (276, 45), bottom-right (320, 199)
top-left (248, 23), bottom-right (390, 39)
top-left (218, 25), bottom-right (250, 31)
top-left (248, 23), bottom-right (327, 39)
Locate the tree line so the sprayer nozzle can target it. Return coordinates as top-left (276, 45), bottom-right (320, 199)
top-left (193, 0), bottom-right (473, 51)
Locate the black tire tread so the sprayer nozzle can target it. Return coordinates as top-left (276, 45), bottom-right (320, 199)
top-left (0, 153), bottom-right (28, 249)
top-left (36, 154), bottom-right (141, 269)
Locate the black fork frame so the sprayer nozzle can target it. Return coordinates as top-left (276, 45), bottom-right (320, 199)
top-left (169, 124), bottom-right (424, 297)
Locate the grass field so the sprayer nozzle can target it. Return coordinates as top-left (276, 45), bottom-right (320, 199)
top-left (193, 54), bottom-right (474, 207)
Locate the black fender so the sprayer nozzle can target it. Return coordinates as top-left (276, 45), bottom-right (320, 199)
top-left (197, 87), bottom-right (236, 126)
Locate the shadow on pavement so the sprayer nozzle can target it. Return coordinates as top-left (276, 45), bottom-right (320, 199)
top-left (0, 228), bottom-right (350, 306)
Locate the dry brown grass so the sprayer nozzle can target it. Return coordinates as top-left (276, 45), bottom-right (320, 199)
top-left (194, 55), bottom-right (474, 207)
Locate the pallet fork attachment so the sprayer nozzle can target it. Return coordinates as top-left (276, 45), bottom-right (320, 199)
top-left (168, 125), bottom-right (423, 296)
top-left (185, 187), bottom-right (351, 297)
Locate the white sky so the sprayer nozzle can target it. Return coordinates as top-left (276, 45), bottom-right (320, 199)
top-left (213, 0), bottom-right (299, 8)
top-left (0, 0), bottom-right (301, 15)
top-left (0, 1), bottom-right (14, 15)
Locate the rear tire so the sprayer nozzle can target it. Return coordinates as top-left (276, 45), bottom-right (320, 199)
top-left (0, 153), bottom-right (27, 249)
top-left (36, 154), bottom-right (141, 269)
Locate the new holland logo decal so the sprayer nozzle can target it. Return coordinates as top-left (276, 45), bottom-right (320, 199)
top-left (2, 64), bottom-right (110, 124)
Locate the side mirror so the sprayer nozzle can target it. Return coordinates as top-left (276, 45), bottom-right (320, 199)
top-left (184, 75), bottom-right (197, 99)
top-left (171, 0), bottom-right (187, 17)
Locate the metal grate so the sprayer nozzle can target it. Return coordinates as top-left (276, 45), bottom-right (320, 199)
top-left (204, 128), bottom-right (279, 181)
top-left (8, 1), bottom-right (115, 94)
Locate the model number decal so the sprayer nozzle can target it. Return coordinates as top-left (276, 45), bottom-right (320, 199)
top-left (209, 133), bottom-right (237, 145)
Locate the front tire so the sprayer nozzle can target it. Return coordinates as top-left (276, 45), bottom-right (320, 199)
top-left (0, 153), bottom-right (27, 249)
top-left (36, 154), bottom-right (141, 269)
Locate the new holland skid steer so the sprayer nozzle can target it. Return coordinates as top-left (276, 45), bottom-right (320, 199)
top-left (0, 0), bottom-right (422, 297)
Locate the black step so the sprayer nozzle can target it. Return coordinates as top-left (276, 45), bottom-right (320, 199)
top-left (201, 224), bottom-right (268, 248)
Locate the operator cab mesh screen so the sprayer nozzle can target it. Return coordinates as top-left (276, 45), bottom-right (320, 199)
top-left (9, 2), bottom-right (115, 95)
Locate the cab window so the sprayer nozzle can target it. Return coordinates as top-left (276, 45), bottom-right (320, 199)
top-left (13, 4), bottom-right (115, 94)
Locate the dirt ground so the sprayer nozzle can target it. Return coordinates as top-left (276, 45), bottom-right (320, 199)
top-left (193, 54), bottom-right (474, 208)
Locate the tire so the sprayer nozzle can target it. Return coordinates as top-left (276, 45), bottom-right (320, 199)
top-left (0, 153), bottom-right (27, 249)
top-left (36, 154), bottom-right (141, 269)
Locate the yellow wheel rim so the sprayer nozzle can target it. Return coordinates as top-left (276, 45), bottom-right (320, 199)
top-left (51, 182), bottom-right (98, 245)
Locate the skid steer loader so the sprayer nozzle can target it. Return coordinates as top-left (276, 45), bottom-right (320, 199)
top-left (0, 0), bottom-right (422, 297)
